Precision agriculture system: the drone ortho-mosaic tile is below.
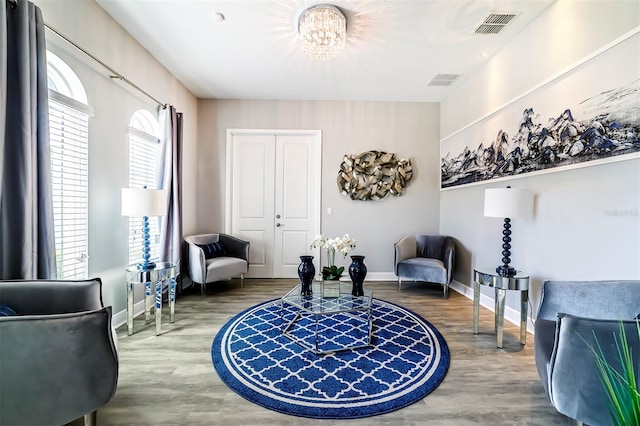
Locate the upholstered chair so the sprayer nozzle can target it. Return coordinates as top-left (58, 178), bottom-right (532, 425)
top-left (394, 234), bottom-right (455, 296)
top-left (0, 278), bottom-right (119, 426)
top-left (184, 233), bottom-right (250, 295)
top-left (534, 280), bottom-right (640, 426)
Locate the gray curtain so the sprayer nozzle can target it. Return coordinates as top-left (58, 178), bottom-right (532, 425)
top-left (0, 0), bottom-right (56, 279)
top-left (157, 105), bottom-right (183, 283)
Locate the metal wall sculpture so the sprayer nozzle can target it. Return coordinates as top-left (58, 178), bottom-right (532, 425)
top-left (338, 151), bottom-right (413, 201)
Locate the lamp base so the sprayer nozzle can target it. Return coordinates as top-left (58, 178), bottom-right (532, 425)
top-left (137, 214), bottom-right (156, 271)
top-left (496, 265), bottom-right (516, 277)
top-left (137, 261), bottom-right (156, 271)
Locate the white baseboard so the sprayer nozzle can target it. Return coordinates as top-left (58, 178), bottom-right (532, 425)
top-left (112, 299), bottom-right (146, 330)
top-left (112, 276), bottom-right (534, 334)
top-left (450, 279), bottom-right (534, 334)
top-left (365, 272), bottom-right (397, 281)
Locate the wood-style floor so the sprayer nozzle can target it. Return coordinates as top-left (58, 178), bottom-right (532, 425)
top-left (75, 279), bottom-right (570, 425)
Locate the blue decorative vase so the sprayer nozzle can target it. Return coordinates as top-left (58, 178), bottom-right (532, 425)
top-left (298, 255), bottom-right (315, 297)
top-left (349, 255), bottom-right (367, 296)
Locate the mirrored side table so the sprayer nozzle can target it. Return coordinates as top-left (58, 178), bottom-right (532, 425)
top-left (473, 266), bottom-right (530, 348)
top-left (126, 262), bottom-right (176, 336)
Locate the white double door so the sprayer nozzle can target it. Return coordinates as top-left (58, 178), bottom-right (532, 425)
top-left (226, 130), bottom-right (321, 278)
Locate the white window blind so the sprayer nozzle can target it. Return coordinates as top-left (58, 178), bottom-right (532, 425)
top-left (49, 98), bottom-right (89, 279)
top-left (128, 130), bottom-right (161, 266)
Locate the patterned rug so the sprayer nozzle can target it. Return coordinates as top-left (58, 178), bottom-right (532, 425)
top-left (211, 298), bottom-right (450, 419)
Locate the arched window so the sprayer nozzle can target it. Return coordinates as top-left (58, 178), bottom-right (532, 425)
top-left (128, 110), bottom-right (161, 266)
top-left (47, 51), bottom-right (93, 279)
top-left (47, 51), bottom-right (88, 104)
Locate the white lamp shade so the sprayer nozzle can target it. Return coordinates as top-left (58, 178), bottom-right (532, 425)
top-left (484, 187), bottom-right (533, 219)
top-left (121, 188), bottom-right (168, 217)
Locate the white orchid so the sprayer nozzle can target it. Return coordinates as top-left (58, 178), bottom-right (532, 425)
top-left (309, 234), bottom-right (327, 250)
top-left (309, 233), bottom-right (357, 280)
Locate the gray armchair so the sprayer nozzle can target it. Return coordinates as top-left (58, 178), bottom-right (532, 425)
top-left (394, 234), bottom-right (455, 295)
top-left (184, 233), bottom-right (250, 295)
top-left (534, 280), bottom-right (640, 426)
top-left (0, 278), bottom-right (118, 426)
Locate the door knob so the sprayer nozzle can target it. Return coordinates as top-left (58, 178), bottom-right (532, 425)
top-left (276, 223), bottom-right (282, 227)
top-left (276, 214), bottom-right (281, 219)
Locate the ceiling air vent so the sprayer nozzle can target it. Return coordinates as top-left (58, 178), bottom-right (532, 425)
top-left (427, 73), bottom-right (462, 87)
top-left (474, 12), bottom-right (518, 35)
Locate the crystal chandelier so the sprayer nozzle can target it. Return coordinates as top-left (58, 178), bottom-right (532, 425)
top-left (298, 4), bottom-right (347, 60)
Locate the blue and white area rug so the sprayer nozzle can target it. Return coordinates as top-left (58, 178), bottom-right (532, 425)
top-left (211, 298), bottom-right (450, 419)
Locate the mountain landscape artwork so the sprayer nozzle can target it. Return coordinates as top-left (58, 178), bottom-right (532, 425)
top-left (441, 78), bottom-right (640, 188)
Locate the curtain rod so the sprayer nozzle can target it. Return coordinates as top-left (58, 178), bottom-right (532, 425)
top-left (45, 22), bottom-right (166, 107)
top-left (7, 0), bottom-right (166, 107)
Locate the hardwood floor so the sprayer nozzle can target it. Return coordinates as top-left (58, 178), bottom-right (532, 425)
top-left (78, 279), bottom-right (569, 425)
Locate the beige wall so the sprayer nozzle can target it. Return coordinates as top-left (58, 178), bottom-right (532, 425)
top-left (197, 100), bottom-right (440, 274)
top-left (34, 0), bottom-right (198, 313)
top-left (440, 0), bottom-right (640, 326)
top-left (31, 0), bottom-right (639, 324)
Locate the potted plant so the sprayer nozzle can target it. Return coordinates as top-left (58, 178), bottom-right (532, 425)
top-left (309, 234), bottom-right (356, 280)
top-left (583, 320), bottom-right (640, 426)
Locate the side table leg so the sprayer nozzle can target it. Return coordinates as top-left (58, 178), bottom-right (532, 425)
top-left (127, 281), bottom-right (134, 336)
top-left (145, 281), bottom-right (152, 324)
top-left (494, 288), bottom-right (498, 332)
top-left (155, 280), bottom-right (162, 336)
top-left (520, 289), bottom-right (528, 345)
top-left (496, 289), bottom-right (506, 348)
top-left (169, 277), bottom-right (176, 323)
top-left (473, 281), bottom-right (480, 334)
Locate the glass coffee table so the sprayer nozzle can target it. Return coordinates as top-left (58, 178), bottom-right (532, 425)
top-left (280, 281), bottom-right (373, 355)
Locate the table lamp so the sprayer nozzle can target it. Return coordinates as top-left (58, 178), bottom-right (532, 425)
top-left (121, 187), bottom-right (168, 270)
top-left (484, 186), bottom-right (533, 277)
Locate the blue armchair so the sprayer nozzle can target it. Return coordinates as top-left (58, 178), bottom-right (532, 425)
top-left (534, 280), bottom-right (640, 426)
top-left (0, 278), bottom-right (118, 426)
top-left (184, 233), bottom-right (250, 295)
top-left (394, 234), bottom-right (455, 296)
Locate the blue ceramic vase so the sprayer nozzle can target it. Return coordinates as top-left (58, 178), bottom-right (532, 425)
top-left (348, 255), bottom-right (367, 296)
top-left (298, 255), bottom-right (315, 297)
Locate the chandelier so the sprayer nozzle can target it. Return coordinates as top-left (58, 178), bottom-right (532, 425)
top-left (298, 4), bottom-right (347, 60)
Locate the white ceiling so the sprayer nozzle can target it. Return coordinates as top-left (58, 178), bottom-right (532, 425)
top-left (96, 0), bottom-right (554, 102)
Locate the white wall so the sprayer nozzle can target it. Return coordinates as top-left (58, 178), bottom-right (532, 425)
top-left (34, 0), bottom-right (199, 313)
top-left (197, 100), bottom-right (440, 275)
top-left (440, 0), bottom-right (640, 320)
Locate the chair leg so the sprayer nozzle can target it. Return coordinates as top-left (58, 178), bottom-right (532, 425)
top-left (84, 411), bottom-right (97, 426)
top-left (240, 274), bottom-right (244, 288)
top-left (443, 283), bottom-right (449, 298)
top-left (201, 282), bottom-right (205, 296)
top-left (398, 277), bottom-right (402, 291)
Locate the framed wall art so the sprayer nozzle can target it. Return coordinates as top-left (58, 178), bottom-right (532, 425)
top-left (441, 31), bottom-right (640, 190)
